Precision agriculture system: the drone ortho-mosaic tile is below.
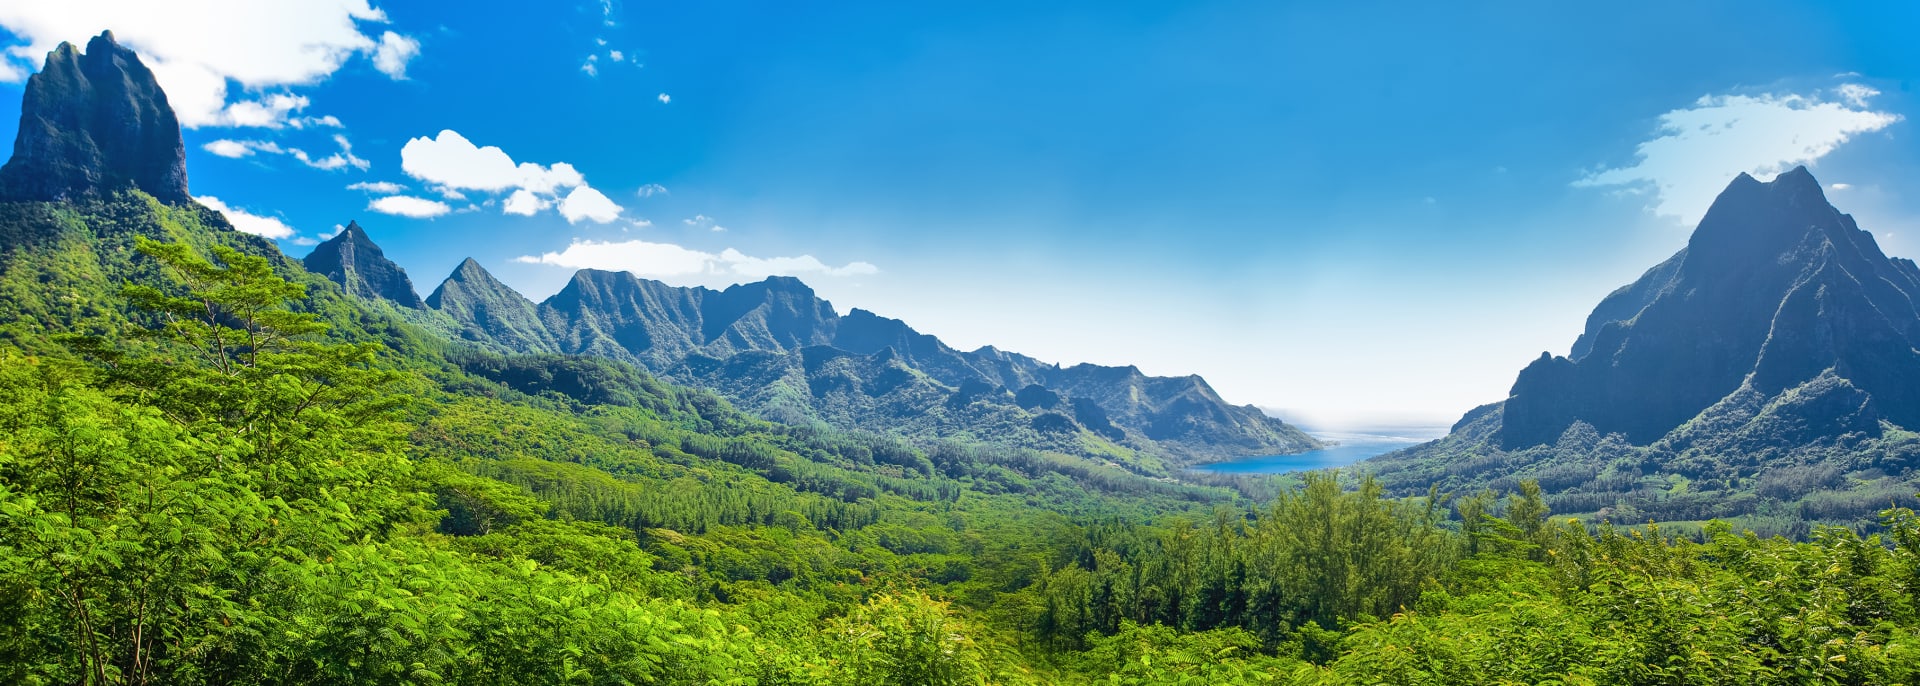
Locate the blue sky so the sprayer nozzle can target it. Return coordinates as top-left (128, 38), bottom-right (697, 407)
top-left (4, 1), bottom-right (1920, 428)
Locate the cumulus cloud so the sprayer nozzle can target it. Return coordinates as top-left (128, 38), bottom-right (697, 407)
top-left (1831, 183), bottom-right (1853, 191)
top-left (503, 189), bottom-right (551, 216)
top-left (347, 180), bottom-right (407, 194)
top-left (657, 93), bottom-right (670, 104)
top-left (515, 239), bottom-right (878, 280)
top-left (400, 129), bottom-right (622, 221)
top-left (559, 186), bottom-right (622, 224)
top-left (368, 195), bottom-right (451, 218)
top-left (635, 183), bottom-right (668, 198)
top-left (401, 130), bottom-right (583, 192)
top-left (0, 1), bottom-right (419, 128)
top-left (371, 30), bottom-right (419, 78)
top-left (195, 195), bottom-right (295, 239)
top-left (1575, 84), bottom-right (1901, 224)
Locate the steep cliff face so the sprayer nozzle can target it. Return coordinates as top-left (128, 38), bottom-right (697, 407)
top-left (302, 221), bottom-right (426, 309)
top-left (0, 31), bottom-right (189, 204)
top-left (1500, 167), bottom-right (1920, 449)
top-left (1364, 167), bottom-right (1920, 531)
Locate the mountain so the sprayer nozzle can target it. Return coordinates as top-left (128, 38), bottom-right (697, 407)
top-left (0, 31), bottom-right (188, 204)
top-left (8, 31), bottom-right (1920, 685)
top-left (302, 220), bottom-right (426, 308)
top-left (1365, 167), bottom-right (1920, 534)
top-left (418, 264), bottom-right (1317, 470)
top-left (426, 257), bottom-right (557, 352)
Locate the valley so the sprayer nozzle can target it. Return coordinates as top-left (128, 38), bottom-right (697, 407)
top-left (0, 23), bottom-right (1917, 686)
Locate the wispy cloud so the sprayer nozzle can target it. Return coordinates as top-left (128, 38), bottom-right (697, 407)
top-left (200, 134), bottom-right (367, 171)
top-left (348, 180), bottom-right (407, 194)
top-left (196, 195), bottom-right (295, 239)
top-left (682, 214), bottom-right (728, 232)
top-left (368, 195), bottom-right (452, 218)
top-left (515, 239), bottom-right (878, 280)
top-left (1575, 83), bottom-right (1901, 224)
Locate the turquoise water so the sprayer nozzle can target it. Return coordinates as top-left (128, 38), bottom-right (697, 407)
top-left (1190, 431), bottom-right (1441, 475)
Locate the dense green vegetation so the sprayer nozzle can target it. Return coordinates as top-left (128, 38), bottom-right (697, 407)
top-left (1, 194), bottom-right (1918, 684)
top-left (1368, 402), bottom-right (1920, 538)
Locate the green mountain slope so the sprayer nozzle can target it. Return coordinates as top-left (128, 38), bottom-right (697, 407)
top-left (399, 259), bottom-right (1319, 470)
top-left (1364, 169), bottom-right (1920, 535)
top-left (6, 30), bottom-right (1919, 686)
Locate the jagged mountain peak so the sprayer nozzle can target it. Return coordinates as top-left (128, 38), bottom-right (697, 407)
top-left (428, 267), bottom-right (1318, 464)
top-left (0, 30), bottom-right (189, 204)
top-left (1498, 167), bottom-right (1920, 449)
top-left (302, 220), bottom-right (425, 309)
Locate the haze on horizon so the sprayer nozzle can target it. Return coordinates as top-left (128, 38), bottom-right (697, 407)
top-left (3, 1), bottom-right (1918, 430)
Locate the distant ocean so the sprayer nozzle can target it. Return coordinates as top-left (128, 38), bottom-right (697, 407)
top-left (1190, 428), bottom-right (1447, 475)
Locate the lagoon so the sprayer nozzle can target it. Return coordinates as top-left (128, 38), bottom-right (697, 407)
top-left (1191, 430), bottom-right (1443, 475)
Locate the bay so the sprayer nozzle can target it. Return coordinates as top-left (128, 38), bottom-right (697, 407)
top-left (1190, 429), bottom-right (1444, 475)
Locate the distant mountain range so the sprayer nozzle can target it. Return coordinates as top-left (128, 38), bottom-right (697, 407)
top-left (299, 226), bottom-right (1319, 472)
top-left (1366, 168), bottom-right (1920, 534)
top-left (0, 29), bottom-right (1312, 480)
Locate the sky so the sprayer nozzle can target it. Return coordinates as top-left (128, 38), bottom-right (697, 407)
top-left (4, 1), bottom-right (1920, 430)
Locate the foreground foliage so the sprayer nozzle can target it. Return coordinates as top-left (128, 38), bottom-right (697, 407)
top-left (0, 200), bottom-right (1917, 684)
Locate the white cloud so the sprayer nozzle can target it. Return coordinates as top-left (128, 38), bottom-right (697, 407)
top-left (635, 183), bottom-right (668, 197)
top-left (1836, 83), bottom-right (1879, 108)
top-left (400, 130), bottom-right (584, 193)
top-left (515, 239), bottom-right (878, 280)
top-left (1575, 86), bottom-right (1901, 224)
top-left (400, 129), bottom-right (622, 221)
top-left (371, 31), bottom-right (419, 79)
top-left (219, 93), bottom-right (309, 128)
top-left (559, 186), bottom-right (624, 224)
top-left (322, 224), bottom-right (346, 240)
top-left (202, 139), bottom-right (254, 158)
top-left (195, 195), bottom-right (295, 239)
top-left (657, 93), bottom-right (670, 104)
top-left (347, 180), bottom-right (407, 194)
top-left (368, 195), bottom-right (451, 218)
top-left (201, 135), bottom-right (363, 170)
top-left (290, 114), bottom-right (343, 129)
top-left (0, 1), bottom-right (419, 127)
top-left (503, 189), bottom-right (551, 216)
top-left (682, 214), bottom-right (729, 232)
top-left (608, 50), bottom-right (624, 62)
top-left (288, 134), bottom-right (369, 171)
top-left (1831, 183), bottom-right (1853, 191)
top-left (290, 236), bottom-right (319, 246)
